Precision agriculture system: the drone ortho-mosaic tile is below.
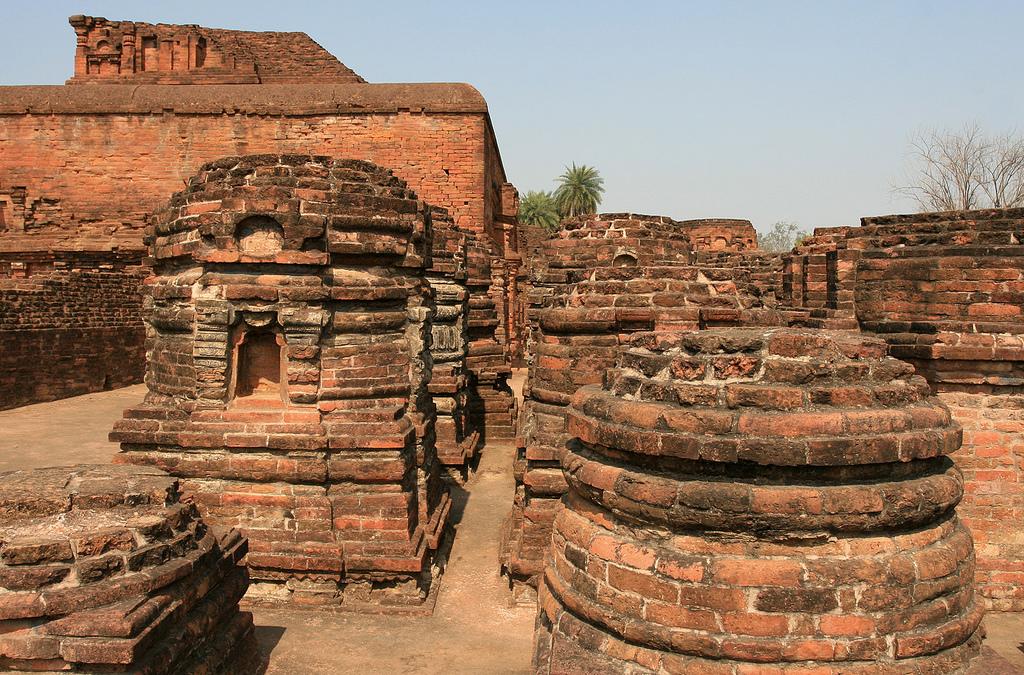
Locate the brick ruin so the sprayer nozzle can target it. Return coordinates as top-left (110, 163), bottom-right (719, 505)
top-left (110, 156), bottom-right (461, 607)
top-left (772, 209), bottom-right (1024, 611)
top-left (534, 328), bottom-right (983, 673)
top-left (0, 15), bottom-right (521, 414)
top-left (0, 11), bottom-right (1020, 673)
top-left (503, 213), bottom-right (800, 600)
top-left (67, 14), bottom-right (364, 85)
top-left (0, 251), bottom-right (146, 410)
top-left (518, 208), bottom-right (1023, 617)
top-left (0, 464), bottom-right (255, 673)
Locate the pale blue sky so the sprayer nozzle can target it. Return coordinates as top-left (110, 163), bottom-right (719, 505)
top-left (1, 1), bottom-right (1021, 233)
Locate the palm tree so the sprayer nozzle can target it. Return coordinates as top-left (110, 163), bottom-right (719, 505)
top-left (554, 163), bottom-right (605, 218)
top-left (519, 190), bottom-right (561, 232)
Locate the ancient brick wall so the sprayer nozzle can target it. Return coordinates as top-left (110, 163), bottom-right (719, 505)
top-left (0, 252), bottom-right (146, 409)
top-left (0, 86), bottom-right (495, 249)
top-left (695, 249), bottom-right (785, 306)
top-left (678, 218), bottom-right (758, 252)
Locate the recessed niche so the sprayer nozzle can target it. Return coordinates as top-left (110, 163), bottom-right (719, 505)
top-left (233, 331), bottom-right (286, 404)
top-left (236, 216), bottom-right (285, 257)
top-left (612, 252), bottom-right (638, 268)
top-left (195, 37), bottom-right (207, 68)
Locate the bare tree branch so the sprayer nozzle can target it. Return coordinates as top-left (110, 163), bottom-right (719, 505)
top-left (981, 132), bottom-right (1024, 207)
top-left (896, 125), bottom-right (1024, 211)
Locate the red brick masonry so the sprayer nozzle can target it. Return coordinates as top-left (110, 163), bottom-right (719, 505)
top-left (0, 464), bottom-right (255, 673)
top-left (111, 156), bottom-right (454, 607)
top-left (534, 328), bottom-right (983, 673)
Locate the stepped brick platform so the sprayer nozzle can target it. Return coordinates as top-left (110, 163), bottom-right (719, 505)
top-left (534, 328), bottom-right (984, 673)
top-left (111, 155), bottom-right (451, 609)
top-left (0, 465), bottom-right (255, 674)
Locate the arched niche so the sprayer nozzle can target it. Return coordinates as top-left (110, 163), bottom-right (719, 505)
top-left (612, 251), bottom-right (639, 268)
top-left (236, 216), bottom-right (285, 257)
top-left (229, 328), bottom-right (288, 406)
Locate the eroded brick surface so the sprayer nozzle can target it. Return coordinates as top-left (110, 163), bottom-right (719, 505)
top-left (502, 214), bottom-right (797, 602)
top-left (110, 155), bottom-right (456, 607)
top-left (0, 464), bottom-right (255, 674)
top-left (772, 209), bottom-right (1024, 610)
top-left (0, 16), bottom-right (521, 415)
top-left (534, 328), bottom-right (983, 673)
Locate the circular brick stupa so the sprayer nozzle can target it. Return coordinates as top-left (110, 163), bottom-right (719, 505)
top-left (534, 328), bottom-right (983, 673)
top-left (0, 465), bottom-right (255, 673)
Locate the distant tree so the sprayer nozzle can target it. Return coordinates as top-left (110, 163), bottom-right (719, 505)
top-left (554, 163), bottom-right (605, 218)
top-left (518, 190), bottom-right (561, 232)
top-left (981, 131), bottom-right (1024, 208)
top-left (897, 124), bottom-right (1024, 211)
top-left (759, 221), bottom-right (810, 253)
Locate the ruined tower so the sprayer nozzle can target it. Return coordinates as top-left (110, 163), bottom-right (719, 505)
top-left (111, 155), bottom-right (451, 607)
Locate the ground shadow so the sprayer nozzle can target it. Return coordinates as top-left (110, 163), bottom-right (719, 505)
top-left (252, 624), bottom-right (286, 674)
top-left (447, 480), bottom-right (471, 527)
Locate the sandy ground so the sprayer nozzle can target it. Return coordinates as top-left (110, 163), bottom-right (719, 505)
top-left (0, 381), bottom-right (1020, 673)
top-left (0, 385), bottom-right (144, 471)
top-left (253, 440), bottom-right (534, 674)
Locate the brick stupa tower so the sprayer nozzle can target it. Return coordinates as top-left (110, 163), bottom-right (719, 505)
top-left (534, 328), bottom-right (983, 672)
top-left (111, 155), bottom-right (451, 608)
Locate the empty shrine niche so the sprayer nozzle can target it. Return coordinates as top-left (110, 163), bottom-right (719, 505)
top-left (236, 216), bottom-right (285, 257)
top-left (195, 37), bottom-right (207, 67)
top-left (231, 329), bottom-right (287, 405)
top-left (141, 37), bottom-right (157, 71)
top-left (612, 251), bottom-right (638, 267)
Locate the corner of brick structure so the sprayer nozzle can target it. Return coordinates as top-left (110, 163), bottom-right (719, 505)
top-left (0, 464), bottom-right (257, 673)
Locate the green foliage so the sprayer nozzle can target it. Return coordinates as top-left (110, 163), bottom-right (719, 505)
top-left (518, 190), bottom-right (561, 232)
top-left (553, 163), bottom-right (605, 218)
top-left (759, 221), bottom-right (811, 253)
